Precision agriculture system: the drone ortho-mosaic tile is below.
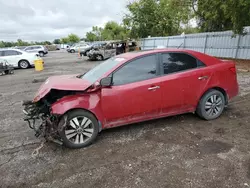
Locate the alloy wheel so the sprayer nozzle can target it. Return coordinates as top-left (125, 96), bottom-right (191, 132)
top-left (65, 116), bottom-right (94, 144)
top-left (205, 94), bottom-right (223, 117)
top-left (96, 55), bottom-right (103, 61)
top-left (20, 61), bottom-right (29, 69)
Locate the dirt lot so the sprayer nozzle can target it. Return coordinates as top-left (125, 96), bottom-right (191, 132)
top-left (1, 51), bottom-right (250, 188)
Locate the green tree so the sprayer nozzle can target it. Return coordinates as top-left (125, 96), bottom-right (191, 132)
top-left (86, 32), bottom-right (98, 42)
top-left (86, 22), bottom-right (128, 41)
top-left (193, 0), bottom-right (250, 34)
top-left (67, 33), bottom-right (80, 43)
top-left (61, 37), bottom-right (69, 44)
top-left (123, 0), bottom-right (190, 38)
top-left (0, 41), bottom-right (5, 48)
top-left (53, 39), bottom-right (61, 44)
top-left (102, 21), bottom-right (128, 40)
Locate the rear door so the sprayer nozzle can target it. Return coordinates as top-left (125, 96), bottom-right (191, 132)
top-left (159, 52), bottom-right (212, 113)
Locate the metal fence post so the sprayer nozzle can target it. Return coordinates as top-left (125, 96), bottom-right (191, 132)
top-left (167, 38), bottom-right (169, 48)
top-left (153, 39), bottom-right (156, 49)
top-left (204, 35), bottom-right (208, 53)
top-left (183, 36), bottom-right (186, 49)
top-left (234, 35), bottom-right (241, 59)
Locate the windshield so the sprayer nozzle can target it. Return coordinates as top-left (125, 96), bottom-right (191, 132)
top-left (81, 57), bottom-right (123, 83)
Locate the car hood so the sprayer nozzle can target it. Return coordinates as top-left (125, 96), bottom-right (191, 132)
top-left (34, 74), bottom-right (92, 102)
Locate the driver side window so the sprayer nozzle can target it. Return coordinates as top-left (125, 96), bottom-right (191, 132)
top-left (112, 54), bottom-right (158, 86)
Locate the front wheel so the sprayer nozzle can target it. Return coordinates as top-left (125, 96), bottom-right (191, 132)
top-left (19, 60), bottom-right (30, 69)
top-left (96, 54), bottom-right (103, 61)
top-left (58, 109), bottom-right (99, 149)
top-left (196, 89), bottom-right (225, 120)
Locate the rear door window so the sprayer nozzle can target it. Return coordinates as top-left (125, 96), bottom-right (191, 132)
top-left (161, 53), bottom-right (198, 75)
top-left (3, 50), bottom-right (19, 56)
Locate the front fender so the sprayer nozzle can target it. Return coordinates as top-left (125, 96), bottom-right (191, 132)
top-left (50, 93), bottom-right (104, 124)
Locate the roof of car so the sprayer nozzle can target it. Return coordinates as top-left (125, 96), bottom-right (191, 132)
top-left (116, 48), bottom-right (220, 66)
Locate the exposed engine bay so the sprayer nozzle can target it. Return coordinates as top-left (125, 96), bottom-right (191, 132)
top-left (22, 89), bottom-right (81, 145)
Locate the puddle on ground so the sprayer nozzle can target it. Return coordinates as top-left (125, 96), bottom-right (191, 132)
top-left (198, 140), bottom-right (233, 155)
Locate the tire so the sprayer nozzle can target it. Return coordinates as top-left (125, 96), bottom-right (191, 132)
top-left (18, 60), bottom-right (30, 69)
top-left (70, 49), bottom-right (75, 53)
top-left (96, 54), bottom-right (103, 61)
top-left (39, 51), bottom-right (44, 57)
top-left (58, 109), bottom-right (99, 149)
top-left (196, 89), bottom-right (225, 120)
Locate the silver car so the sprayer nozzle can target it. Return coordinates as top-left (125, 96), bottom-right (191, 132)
top-left (24, 45), bottom-right (48, 57)
top-left (87, 42), bottom-right (116, 61)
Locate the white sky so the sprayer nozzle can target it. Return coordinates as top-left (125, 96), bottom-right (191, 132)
top-left (0, 0), bottom-right (128, 41)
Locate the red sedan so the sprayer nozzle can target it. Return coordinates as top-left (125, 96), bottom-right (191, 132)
top-left (23, 49), bottom-right (239, 148)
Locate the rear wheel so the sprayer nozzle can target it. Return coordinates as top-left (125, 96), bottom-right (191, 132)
top-left (196, 89), bottom-right (225, 120)
top-left (18, 60), bottom-right (30, 69)
top-left (39, 51), bottom-right (44, 57)
top-left (59, 109), bottom-right (99, 149)
top-left (70, 49), bottom-right (75, 53)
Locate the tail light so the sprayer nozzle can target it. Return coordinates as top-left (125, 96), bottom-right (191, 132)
top-left (229, 67), bottom-right (236, 74)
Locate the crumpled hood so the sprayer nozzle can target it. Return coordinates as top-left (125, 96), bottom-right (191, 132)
top-left (34, 74), bottom-right (91, 102)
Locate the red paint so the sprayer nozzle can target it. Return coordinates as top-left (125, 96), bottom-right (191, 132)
top-left (36, 49), bottom-right (239, 130)
top-left (34, 74), bottom-right (91, 101)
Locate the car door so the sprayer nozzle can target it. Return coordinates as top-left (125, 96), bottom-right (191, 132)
top-left (101, 54), bottom-right (162, 127)
top-left (2, 50), bottom-right (21, 67)
top-left (159, 52), bottom-right (212, 114)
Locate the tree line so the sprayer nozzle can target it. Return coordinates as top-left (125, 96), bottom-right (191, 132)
top-left (1, 0), bottom-right (250, 47)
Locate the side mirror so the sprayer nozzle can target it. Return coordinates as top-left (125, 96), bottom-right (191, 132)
top-left (100, 77), bottom-right (112, 87)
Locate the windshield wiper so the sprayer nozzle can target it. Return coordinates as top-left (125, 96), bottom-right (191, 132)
top-left (76, 73), bottom-right (86, 78)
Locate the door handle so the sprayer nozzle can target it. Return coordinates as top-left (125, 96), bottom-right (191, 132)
top-left (198, 76), bottom-right (209, 80)
top-left (148, 86), bottom-right (160, 90)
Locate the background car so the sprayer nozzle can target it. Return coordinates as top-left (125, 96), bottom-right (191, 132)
top-left (23, 49), bottom-right (239, 149)
top-left (87, 42), bottom-right (116, 60)
top-left (0, 48), bottom-right (42, 69)
top-left (67, 43), bottom-right (90, 53)
top-left (24, 45), bottom-right (48, 57)
top-left (80, 42), bottom-right (107, 57)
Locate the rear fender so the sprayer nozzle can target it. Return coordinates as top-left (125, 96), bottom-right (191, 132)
top-left (50, 93), bottom-right (104, 125)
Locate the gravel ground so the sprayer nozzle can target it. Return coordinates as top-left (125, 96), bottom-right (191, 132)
top-left (0, 51), bottom-right (250, 188)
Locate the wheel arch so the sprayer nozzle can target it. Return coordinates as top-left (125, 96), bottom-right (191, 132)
top-left (198, 87), bottom-right (228, 107)
top-left (62, 108), bottom-right (103, 132)
top-left (18, 59), bottom-right (30, 67)
top-left (18, 59), bottom-right (29, 63)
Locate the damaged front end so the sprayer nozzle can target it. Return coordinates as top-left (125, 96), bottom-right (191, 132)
top-left (23, 100), bottom-right (63, 145)
top-left (22, 89), bottom-right (79, 145)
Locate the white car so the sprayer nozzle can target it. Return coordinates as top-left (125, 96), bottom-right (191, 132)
top-left (0, 49), bottom-right (43, 69)
top-left (24, 45), bottom-right (48, 57)
top-left (67, 43), bottom-right (90, 53)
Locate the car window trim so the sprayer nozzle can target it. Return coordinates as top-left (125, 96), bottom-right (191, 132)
top-left (3, 50), bottom-right (17, 56)
top-left (109, 53), bottom-right (161, 86)
top-left (159, 52), bottom-right (206, 76)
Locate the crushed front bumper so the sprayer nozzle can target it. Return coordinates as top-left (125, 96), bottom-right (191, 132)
top-left (22, 100), bottom-right (64, 145)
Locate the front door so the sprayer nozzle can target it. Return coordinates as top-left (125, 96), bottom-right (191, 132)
top-left (101, 54), bottom-right (162, 128)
